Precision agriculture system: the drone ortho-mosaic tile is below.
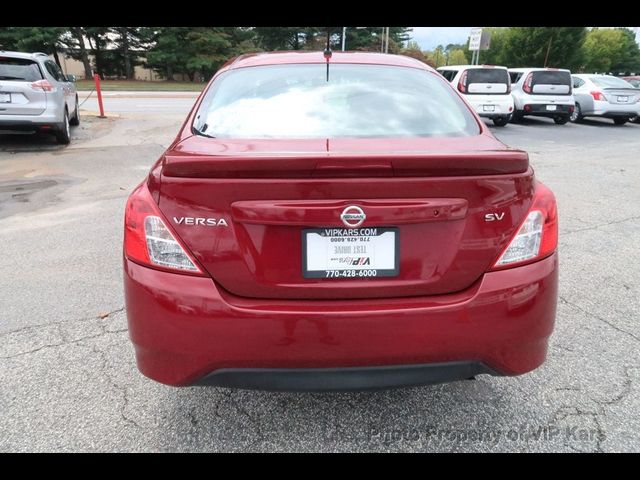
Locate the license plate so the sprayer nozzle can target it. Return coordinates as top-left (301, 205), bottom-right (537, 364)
top-left (546, 105), bottom-right (557, 111)
top-left (302, 227), bottom-right (399, 279)
top-left (618, 96), bottom-right (628, 103)
top-left (482, 105), bottom-right (495, 112)
top-left (0, 93), bottom-right (10, 103)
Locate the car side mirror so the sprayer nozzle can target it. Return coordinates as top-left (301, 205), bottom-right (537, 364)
top-left (66, 74), bottom-right (77, 83)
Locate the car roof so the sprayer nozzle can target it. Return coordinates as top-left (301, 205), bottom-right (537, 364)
top-left (438, 65), bottom-right (508, 70)
top-left (221, 51), bottom-right (433, 72)
top-left (0, 50), bottom-right (48, 61)
top-left (508, 67), bottom-right (571, 73)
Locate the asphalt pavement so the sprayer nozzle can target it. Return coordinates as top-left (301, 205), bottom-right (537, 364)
top-left (1, 100), bottom-right (638, 452)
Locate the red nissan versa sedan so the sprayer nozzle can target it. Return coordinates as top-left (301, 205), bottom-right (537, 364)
top-left (123, 51), bottom-right (558, 391)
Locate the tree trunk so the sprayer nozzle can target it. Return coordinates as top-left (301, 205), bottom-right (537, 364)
top-left (52, 49), bottom-right (62, 68)
top-left (166, 64), bottom-right (173, 81)
top-left (72, 27), bottom-right (93, 78)
top-left (87, 35), bottom-right (104, 78)
top-left (121, 29), bottom-right (133, 80)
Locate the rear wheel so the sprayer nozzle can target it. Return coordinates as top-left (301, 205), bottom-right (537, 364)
top-left (570, 103), bottom-right (583, 122)
top-left (69, 96), bottom-right (80, 126)
top-left (613, 117), bottom-right (628, 125)
top-left (492, 116), bottom-right (509, 127)
top-left (510, 111), bottom-right (523, 123)
top-left (630, 116), bottom-right (640, 124)
top-left (55, 110), bottom-right (71, 145)
top-left (553, 116), bottom-right (569, 125)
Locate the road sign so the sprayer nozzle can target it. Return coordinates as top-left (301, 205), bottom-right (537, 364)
top-left (469, 28), bottom-right (483, 51)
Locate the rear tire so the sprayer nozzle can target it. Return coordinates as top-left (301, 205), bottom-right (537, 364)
top-left (631, 116), bottom-right (640, 124)
top-left (570, 103), bottom-right (583, 123)
top-left (55, 110), bottom-right (71, 145)
top-left (492, 116), bottom-right (509, 127)
top-left (554, 116), bottom-right (569, 125)
top-left (69, 97), bottom-right (80, 126)
top-left (510, 111), bottom-right (523, 123)
top-left (613, 118), bottom-right (628, 125)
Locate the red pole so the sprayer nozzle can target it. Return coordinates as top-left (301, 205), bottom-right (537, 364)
top-left (93, 73), bottom-right (106, 118)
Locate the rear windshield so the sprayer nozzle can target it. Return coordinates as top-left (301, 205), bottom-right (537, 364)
top-left (532, 71), bottom-right (571, 86)
top-left (0, 57), bottom-right (43, 82)
top-left (467, 68), bottom-right (509, 84)
top-left (591, 76), bottom-right (635, 89)
top-left (194, 64), bottom-right (479, 139)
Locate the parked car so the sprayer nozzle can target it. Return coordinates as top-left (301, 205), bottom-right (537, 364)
top-left (0, 51), bottom-right (79, 144)
top-left (437, 65), bottom-right (514, 126)
top-left (509, 67), bottom-right (575, 124)
top-left (570, 74), bottom-right (640, 125)
top-left (123, 52), bottom-right (558, 391)
top-left (621, 76), bottom-right (640, 123)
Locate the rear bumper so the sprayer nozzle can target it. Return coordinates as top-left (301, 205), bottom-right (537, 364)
top-left (0, 110), bottom-right (63, 130)
top-left (520, 103), bottom-right (574, 117)
top-left (467, 96), bottom-right (514, 118)
top-left (196, 361), bottom-right (499, 392)
top-left (124, 253), bottom-right (558, 389)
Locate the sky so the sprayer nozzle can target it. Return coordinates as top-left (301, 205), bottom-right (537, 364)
top-left (409, 27), bottom-right (473, 50)
top-left (409, 26), bottom-right (640, 50)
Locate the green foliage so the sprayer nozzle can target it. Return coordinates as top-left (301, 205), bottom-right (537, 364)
top-left (583, 28), bottom-right (640, 73)
top-left (447, 49), bottom-right (468, 65)
top-left (499, 27), bottom-right (586, 70)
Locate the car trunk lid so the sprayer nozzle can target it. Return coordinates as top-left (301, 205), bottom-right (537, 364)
top-left (157, 135), bottom-right (533, 300)
top-left (530, 70), bottom-right (572, 95)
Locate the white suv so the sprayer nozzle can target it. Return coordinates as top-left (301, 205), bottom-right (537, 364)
top-left (438, 65), bottom-right (514, 127)
top-left (508, 68), bottom-right (574, 125)
top-left (0, 51), bottom-right (79, 144)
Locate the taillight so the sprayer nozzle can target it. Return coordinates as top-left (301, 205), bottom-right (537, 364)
top-left (124, 182), bottom-right (204, 275)
top-left (457, 71), bottom-right (468, 93)
top-left (491, 182), bottom-right (558, 271)
top-left (590, 91), bottom-right (607, 101)
top-left (30, 79), bottom-right (55, 92)
top-left (522, 73), bottom-right (533, 93)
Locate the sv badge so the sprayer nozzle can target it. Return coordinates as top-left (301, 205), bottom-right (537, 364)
top-left (485, 212), bottom-right (505, 222)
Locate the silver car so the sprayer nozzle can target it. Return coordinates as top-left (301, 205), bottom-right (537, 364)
top-left (0, 51), bottom-right (79, 144)
top-left (570, 74), bottom-right (640, 125)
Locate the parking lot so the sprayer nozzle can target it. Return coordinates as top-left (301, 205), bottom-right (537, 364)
top-left (1, 96), bottom-right (639, 452)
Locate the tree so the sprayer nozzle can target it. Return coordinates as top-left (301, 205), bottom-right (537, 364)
top-left (475, 27), bottom-right (511, 66)
top-left (0, 27), bottom-right (67, 67)
top-left (254, 27), bottom-right (308, 50)
top-left (584, 28), bottom-right (640, 74)
top-left (401, 40), bottom-right (431, 65)
top-left (501, 27), bottom-right (586, 70)
top-left (447, 49), bottom-right (468, 66)
top-left (426, 45), bottom-right (446, 68)
top-left (84, 27), bottom-right (110, 78)
top-left (62, 27), bottom-right (93, 78)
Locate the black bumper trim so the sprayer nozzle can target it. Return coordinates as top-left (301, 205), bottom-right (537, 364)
top-left (193, 361), bottom-right (501, 392)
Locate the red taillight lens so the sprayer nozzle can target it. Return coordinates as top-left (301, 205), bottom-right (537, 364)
top-left (124, 182), bottom-right (204, 275)
top-left (30, 79), bottom-right (55, 92)
top-left (457, 71), bottom-right (468, 93)
top-left (491, 182), bottom-right (558, 271)
top-left (522, 73), bottom-right (533, 93)
top-left (590, 91), bottom-right (607, 101)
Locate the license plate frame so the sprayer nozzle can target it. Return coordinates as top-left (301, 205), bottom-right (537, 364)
top-left (302, 227), bottom-right (399, 279)
top-left (0, 93), bottom-right (11, 104)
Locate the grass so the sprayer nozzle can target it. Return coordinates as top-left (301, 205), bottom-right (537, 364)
top-left (75, 79), bottom-right (204, 92)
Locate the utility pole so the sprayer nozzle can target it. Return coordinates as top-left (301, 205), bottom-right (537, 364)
top-left (544, 34), bottom-right (553, 67)
top-left (342, 27), bottom-right (346, 51)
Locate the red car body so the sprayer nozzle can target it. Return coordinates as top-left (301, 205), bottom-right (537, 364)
top-left (124, 52), bottom-right (558, 391)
